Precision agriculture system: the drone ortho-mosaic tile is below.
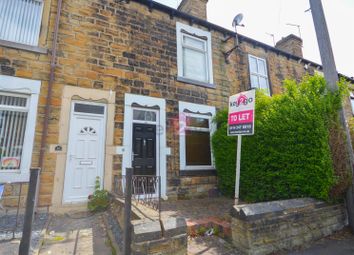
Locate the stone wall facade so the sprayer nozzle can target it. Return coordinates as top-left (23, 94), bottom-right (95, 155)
top-left (0, 0), bottom-right (351, 208)
top-left (0, 0), bottom-right (55, 206)
top-left (231, 198), bottom-right (348, 255)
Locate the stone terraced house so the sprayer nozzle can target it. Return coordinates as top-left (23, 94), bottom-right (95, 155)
top-left (0, 0), bottom-right (353, 210)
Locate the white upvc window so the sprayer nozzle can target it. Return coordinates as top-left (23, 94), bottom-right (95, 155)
top-left (248, 55), bottom-right (270, 95)
top-left (179, 101), bottom-right (216, 171)
top-left (176, 22), bottom-right (214, 87)
top-left (0, 75), bottom-right (41, 182)
top-left (350, 92), bottom-right (354, 116)
top-left (0, 0), bottom-right (44, 46)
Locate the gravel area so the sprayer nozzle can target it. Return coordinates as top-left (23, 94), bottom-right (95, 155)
top-left (0, 212), bottom-right (49, 254)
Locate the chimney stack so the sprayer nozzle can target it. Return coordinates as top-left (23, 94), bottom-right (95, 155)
top-left (178, 0), bottom-right (208, 20)
top-left (275, 34), bottom-right (303, 58)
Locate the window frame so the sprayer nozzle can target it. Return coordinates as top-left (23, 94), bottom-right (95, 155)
top-left (179, 101), bottom-right (216, 171)
top-left (176, 22), bottom-right (214, 88)
top-left (0, 75), bottom-right (41, 183)
top-left (248, 54), bottom-right (270, 95)
top-left (0, 0), bottom-right (51, 53)
top-left (350, 92), bottom-right (354, 116)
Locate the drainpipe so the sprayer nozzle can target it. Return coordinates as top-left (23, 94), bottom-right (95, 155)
top-left (38, 0), bottom-right (63, 176)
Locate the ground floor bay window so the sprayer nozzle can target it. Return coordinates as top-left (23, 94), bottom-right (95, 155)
top-left (179, 102), bottom-right (216, 172)
top-left (0, 75), bottom-right (40, 182)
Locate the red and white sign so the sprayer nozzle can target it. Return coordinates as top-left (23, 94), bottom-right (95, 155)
top-left (228, 89), bottom-right (255, 136)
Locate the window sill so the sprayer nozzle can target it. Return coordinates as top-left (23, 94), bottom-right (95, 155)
top-left (179, 169), bottom-right (217, 177)
top-left (177, 76), bottom-right (215, 89)
top-left (0, 171), bottom-right (30, 183)
top-left (0, 39), bottom-right (48, 54)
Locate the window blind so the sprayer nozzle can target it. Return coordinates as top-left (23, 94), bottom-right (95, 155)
top-left (0, 0), bottom-right (43, 46)
top-left (0, 94), bottom-right (28, 170)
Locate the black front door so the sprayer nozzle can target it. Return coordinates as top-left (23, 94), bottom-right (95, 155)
top-left (132, 123), bottom-right (156, 176)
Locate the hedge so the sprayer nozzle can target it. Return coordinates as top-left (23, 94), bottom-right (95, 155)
top-left (212, 75), bottom-right (350, 202)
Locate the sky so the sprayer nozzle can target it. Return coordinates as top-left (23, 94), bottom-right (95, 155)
top-left (156, 0), bottom-right (354, 78)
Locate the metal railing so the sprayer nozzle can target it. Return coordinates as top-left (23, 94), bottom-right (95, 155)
top-left (114, 168), bottom-right (162, 255)
top-left (0, 168), bottom-right (41, 255)
top-left (0, 181), bottom-right (26, 240)
top-left (113, 174), bottom-right (161, 215)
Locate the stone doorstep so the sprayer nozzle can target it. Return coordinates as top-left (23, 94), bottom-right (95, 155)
top-left (132, 217), bottom-right (188, 243)
top-left (186, 216), bottom-right (231, 239)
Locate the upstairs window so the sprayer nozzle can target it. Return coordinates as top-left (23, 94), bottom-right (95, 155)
top-left (0, 0), bottom-right (44, 46)
top-left (248, 55), bottom-right (270, 95)
top-left (176, 22), bottom-right (214, 87)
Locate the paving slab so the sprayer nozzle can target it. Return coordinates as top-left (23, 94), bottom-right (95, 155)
top-left (162, 197), bottom-right (234, 238)
top-left (0, 212), bottom-right (49, 254)
top-left (161, 197), bottom-right (233, 221)
top-left (39, 212), bottom-right (112, 255)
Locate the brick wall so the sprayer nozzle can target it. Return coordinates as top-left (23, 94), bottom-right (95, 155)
top-left (0, 0), bottom-right (321, 206)
top-left (231, 198), bottom-right (348, 255)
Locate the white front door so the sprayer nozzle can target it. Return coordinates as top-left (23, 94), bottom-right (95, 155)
top-left (63, 102), bottom-right (106, 203)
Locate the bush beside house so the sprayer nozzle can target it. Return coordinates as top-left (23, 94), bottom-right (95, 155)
top-left (212, 75), bottom-right (351, 202)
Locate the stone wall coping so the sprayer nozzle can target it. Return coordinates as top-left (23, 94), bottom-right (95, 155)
top-left (132, 219), bottom-right (162, 242)
top-left (131, 217), bottom-right (188, 242)
top-left (231, 198), bottom-right (327, 220)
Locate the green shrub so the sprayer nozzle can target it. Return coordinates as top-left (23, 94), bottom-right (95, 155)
top-left (88, 176), bottom-right (110, 212)
top-left (212, 75), bottom-right (350, 202)
top-left (197, 226), bottom-right (207, 236)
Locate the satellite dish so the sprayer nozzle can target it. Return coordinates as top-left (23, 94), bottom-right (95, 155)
top-left (232, 13), bottom-right (243, 28)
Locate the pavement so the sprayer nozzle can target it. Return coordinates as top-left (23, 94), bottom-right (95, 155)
top-left (38, 212), bottom-right (113, 255)
top-left (0, 211), bottom-right (48, 254)
top-left (188, 229), bottom-right (354, 255)
top-left (288, 227), bottom-right (354, 255)
top-left (1, 200), bottom-right (354, 254)
top-left (0, 211), bottom-right (113, 255)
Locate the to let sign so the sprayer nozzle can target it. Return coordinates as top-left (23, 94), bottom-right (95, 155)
top-left (228, 89), bottom-right (255, 136)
